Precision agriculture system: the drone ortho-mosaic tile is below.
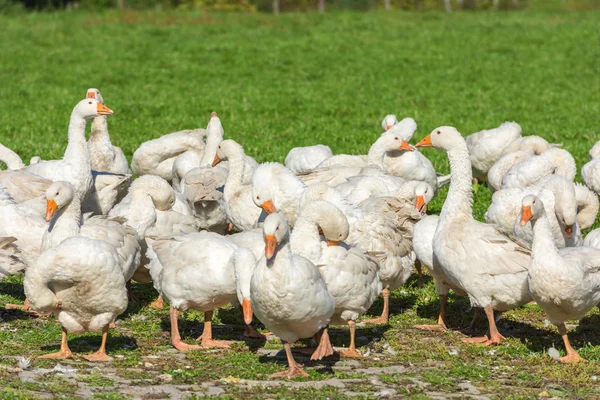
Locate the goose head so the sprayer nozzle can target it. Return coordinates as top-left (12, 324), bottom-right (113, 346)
top-left (45, 181), bottom-right (75, 222)
top-left (381, 131), bottom-right (413, 152)
top-left (206, 111), bottom-right (225, 137)
top-left (519, 195), bottom-right (545, 226)
top-left (252, 162), bottom-right (305, 215)
top-left (416, 126), bottom-right (463, 151)
top-left (382, 114), bottom-right (398, 131)
top-left (232, 248), bottom-right (258, 325)
top-left (263, 213), bottom-right (290, 260)
top-left (86, 88), bottom-right (105, 104)
top-left (415, 181), bottom-right (435, 214)
top-left (212, 139), bottom-right (243, 167)
top-left (74, 97), bottom-right (113, 120)
top-left (300, 200), bottom-right (349, 246)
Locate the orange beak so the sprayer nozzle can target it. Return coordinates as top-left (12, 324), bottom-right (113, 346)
top-left (415, 195), bottom-right (426, 213)
top-left (264, 234), bottom-right (277, 260)
top-left (564, 224), bottom-right (573, 238)
top-left (45, 199), bottom-right (58, 222)
top-left (242, 298), bottom-right (253, 325)
top-left (211, 111), bottom-right (218, 118)
top-left (97, 103), bottom-right (113, 116)
top-left (87, 91), bottom-right (96, 99)
top-left (519, 206), bottom-right (532, 226)
top-left (212, 154), bottom-right (221, 167)
top-left (260, 200), bottom-right (277, 214)
top-left (415, 135), bottom-right (432, 148)
top-left (386, 125), bottom-right (393, 131)
top-left (326, 240), bottom-right (340, 247)
top-left (400, 140), bottom-right (413, 151)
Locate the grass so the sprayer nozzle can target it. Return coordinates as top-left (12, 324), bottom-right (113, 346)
top-left (1, 4), bottom-right (600, 399)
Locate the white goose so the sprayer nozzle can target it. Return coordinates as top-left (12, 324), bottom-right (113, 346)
top-left (574, 183), bottom-right (599, 231)
top-left (487, 149), bottom-right (535, 193)
top-left (0, 143), bottom-right (25, 170)
top-left (582, 140), bottom-right (600, 196)
top-left (212, 140), bottom-right (262, 231)
top-left (250, 213), bottom-right (335, 378)
top-left (0, 237), bottom-right (26, 280)
top-left (24, 98), bottom-right (114, 202)
top-left (416, 126), bottom-right (532, 346)
top-left (485, 175), bottom-right (581, 248)
top-left (501, 148), bottom-right (576, 190)
top-left (465, 121), bottom-right (522, 182)
top-left (290, 200), bottom-right (380, 357)
top-left (520, 195), bottom-right (600, 363)
top-left (85, 89), bottom-right (130, 175)
top-left (24, 234), bottom-right (127, 362)
top-left (153, 231), bottom-right (251, 350)
top-left (500, 135), bottom-right (556, 157)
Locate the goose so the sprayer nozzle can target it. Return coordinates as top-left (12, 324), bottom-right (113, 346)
top-left (290, 200), bottom-right (380, 357)
top-left (465, 121), bottom-right (522, 182)
top-left (250, 213), bottom-right (335, 378)
top-left (520, 195), bottom-right (600, 362)
top-left (299, 133), bottom-right (413, 187)
top-left (416, 126), bottom-right (532, 346)
top-left (24, 235), bottom-right (127, 361)
top-left (0, 170), bottom-right (51, 211)
top-left (501, 148), bottom-right (576, 190)
top-left (131, 128), bottom-right (206, 182)
top-left (382, 114), bottom-right (399, 131)
top-left (108, 175), bottom-right (196, 307)
top-left (153, 231), bottom-right (250, 350)
top-left (345, 178), bottom-right (433, 207)
top-left (582, 140), bottom-right (600, 196)
top-left (82, 171), bottom-right (132, 216)
top-left (212, 140), bottom-right (263, 231)
top-left (42, 182), bottom-right (141, 287)
top-left (0, 237), bottom-right (26, 280)
top-left (0, 143), bottom-right (25, 170)
top-left (24, 98), bottom-right (114, 202)
top-left (284, 144), bottom-right (333, 174)
top-left (583, 228), bottom-right (600, 250)
top-left (85, 89), bottom-right (130, 175)
top-left (485, 176), bottom-right (580, 248)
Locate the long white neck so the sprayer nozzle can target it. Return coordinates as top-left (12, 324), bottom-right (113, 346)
top-left (530, 214), bottom-right (562, 271)
top-left (290, 213), bottom-right (322, 264)
top-left (439, 142), bottom-right (474, 227)
top-left (65, 113), bottom-right (91, 167)
top-left (129, 192), bottom-right (159, 236)
top-left (367, 137), bottom-right (390, 167)
top-left (89, 116), bottom-right (110, 146)
top-left (200, 131), bottom-right (223, 167)
top-left (268, 238), bottom-right (293, 271)
top-left (42, 196), bottom-right (82, 251)
top-left (0, 143), bottom-right (25, 170)
top-left (223, 149), bottom-right (246, 202)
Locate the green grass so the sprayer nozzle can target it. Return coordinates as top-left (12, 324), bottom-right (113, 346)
top-left (1, 5), bottom-right (600, 399)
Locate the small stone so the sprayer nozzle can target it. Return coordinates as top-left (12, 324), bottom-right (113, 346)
top-left (548, 347), bottom-right (560, 361)
top-left (363, 349), bottom-right (371, 357)
top-left (374, 389), bottom-right (397, 398)
top-left (386, 347), bottom-right (397, 356)
top-left (157, 374), bottom-right (173, 382)
top-left (591, 376), bottom-right (597, 381)
top-left (538, 391), bottom-right (549, 398)
top-left (206, 385), bottom-right (225, 397)
top-left (144, 362), bottom-right (154, 368)
top-left (448, 349), bottom-right (459, 356)
top-left (114, 355), bottom-right (124, 359)
top-left (487, 350), bottom-right (496, 356)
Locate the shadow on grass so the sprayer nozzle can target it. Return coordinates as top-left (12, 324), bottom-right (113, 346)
top-left (0, 308), bottom-right (41, 322)
top-left (0, 282), bottom-right (26, 301)
top-left (41, 334), bottom-right (138, 353)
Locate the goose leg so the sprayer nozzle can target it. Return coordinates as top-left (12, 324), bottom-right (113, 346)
top-left (363, 288), bottom-right (390, 325)
top-left (149, 295), bottom-right (164, 309)
top-left (415, 294), bottom-right (448, 331)
top-left (170, 307), bottom-right (201, 352)
top-left (311, 327), bottom-right (334, 360)
top-left (82, 325), bottom-right (111, 362)
top-left (557, 323), bottom-right (585, 363)
top-left (270, 342), bottom-right (309, 379)
top-left (201, 310), bottom-right (233, 348)
top-left (480, 305), bottom-right (505, 346)
top-left (39, 327), bottom-right (72, 359)
top-left (460, 307), bottom-right (480, 334)
top-left (340, 320), bottom-right (361, 358)
top-left (415, 259), bottom-right (424, 288)
top-left (243, 323), bottom-right (270, 340)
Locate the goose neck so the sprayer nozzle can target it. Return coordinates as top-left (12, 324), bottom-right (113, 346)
top-left (439, 144), bottom-right (473, 225)
top-left (367, 137), bottom-right (389, 167)
top-left (89, 116), bottom-right (110, 144)
top-left (530, 214), bottom-right (561, 269)
top-left (200, 132), bottom-right (223, 167)
top-left (64, 113), bottom-right (91, 167)
top-left (223, 150), bottom-right (246, 199)
top-left (44, 196), bottom-right (83, 250)
top-left (290, 215), bottom-right (322, 264)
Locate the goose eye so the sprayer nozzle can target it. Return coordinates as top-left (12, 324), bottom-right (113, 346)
top-left (256, 196), bottom-right (260, 200)
top-left (276, 226), bottom-right (279, 230)
top-left (56, 192), bottom-right (59, 196)
top-left (436, 131), bottom-right (441, 135)
top-left (532, 200), bottom-right (536, 204)
top-left (394, 137), bottom-right (399, 140)
top-left (88, 101), bottom-right (92, 104)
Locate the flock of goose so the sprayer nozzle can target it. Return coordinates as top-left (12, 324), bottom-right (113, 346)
top-left (1, 89), bottom-right (599, 377)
